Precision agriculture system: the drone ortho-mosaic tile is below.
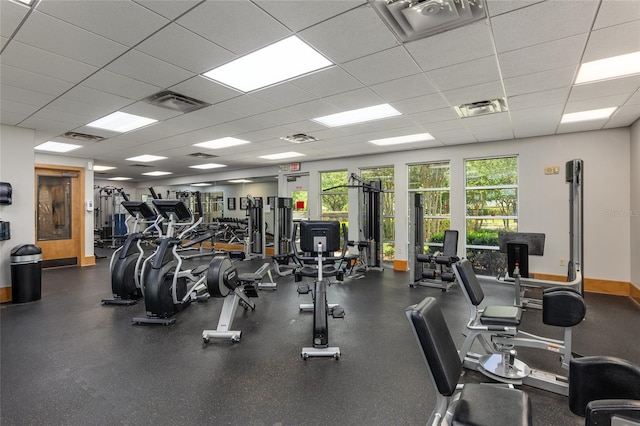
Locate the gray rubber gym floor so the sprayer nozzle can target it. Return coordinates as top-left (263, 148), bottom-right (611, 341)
top-left (2, 253), bottom-right (639, 425)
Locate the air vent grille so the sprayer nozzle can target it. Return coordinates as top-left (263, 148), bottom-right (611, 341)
top-left (454, 98), bottom-right (508, 118)
top-left (188, 152), bottom-right (219, 159)
top-left (280, 133), bottom-right (319, 144)
top-left (142, 90), bottom-right (211, 113)
top-left (129, 164), bottom-right (154, 168)
top-left (62, 131), bottom-right (105, 143)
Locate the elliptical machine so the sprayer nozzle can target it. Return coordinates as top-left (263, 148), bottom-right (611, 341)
top-left (294, 220), bottom-right (347, 359)
top-left (133, 200), bottom-right (210, 325)
top-left (102, 200), bottom-right (162, 306)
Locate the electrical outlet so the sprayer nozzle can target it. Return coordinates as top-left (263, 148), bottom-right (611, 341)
top-left (559, 258), bottom-right (565, 266)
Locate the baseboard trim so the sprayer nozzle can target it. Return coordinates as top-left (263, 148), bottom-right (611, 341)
top-left (394, 260), bottom-right (408, 271)
top-left (0, 286), bottom-right (11, 303)
top-left (82, 256), bottom-right (96, 267)
top-left (630, 283), bottom-right (640, 305)
top-left (533, 273), bottom-right (632, 296)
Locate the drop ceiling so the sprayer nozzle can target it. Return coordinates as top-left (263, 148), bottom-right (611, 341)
top-left (1, 0), bottom-right (639, 182)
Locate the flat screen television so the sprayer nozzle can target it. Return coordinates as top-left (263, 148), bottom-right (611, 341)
top-left (152, 199), bottom-right (191, 221)
top-left (121, 201), bottom-right (156, 219)
top-left (498, 232), bottom-right (545, 256)
top-left (300, 220), bottom-right (340, 253)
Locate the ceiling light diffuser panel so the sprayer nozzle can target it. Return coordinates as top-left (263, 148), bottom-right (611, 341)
top-left (313, 104), bottom-right (402, 127)
top-left (259, 152), bottom-right (305, 160)
top-left (189, 163), bottom-right (227, 169)
top-left (561, 107), bottom-right (617, 123)
top-left (35, 141), bottom-right (82, 153)
top-left (87, 111), bottom-right (158, 133)
top-left (125, 154), bottom-right (167, 162)
top-left (369, 133), bottom-right (435, 146)
top-left (575, 52), bottom-right (640, 84)
top-left (203, 36), bottom-right (333, 92)
top-left (193, 137), bottom-right (250, 149)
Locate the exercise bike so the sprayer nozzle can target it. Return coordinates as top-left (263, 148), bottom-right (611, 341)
top-left (133, 200), bottom-right (211, 325)
top-left (102, 201), bottom-right (162, 306)
top-left (293, 220), bottom-right (347, 360)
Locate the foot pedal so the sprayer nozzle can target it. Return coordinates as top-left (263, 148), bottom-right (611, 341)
top-left (297, 283), bottom-right (310, 294)
top-left (243, 283), bottom-right (259, 298)
top-left (331, 306), bottom-right (345, 319)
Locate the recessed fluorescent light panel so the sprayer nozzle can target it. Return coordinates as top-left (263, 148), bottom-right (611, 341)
top-left (189, 163), bottom-right (227, 170)
top-left (560, 107), bottom-right (617, 124)
top-left (191, 183), bottom-right (211, 187)
top-left (108, 177), bottom-right (132, 181)
top-left (87, 111), bottom-right (157, 133)
top-left (193, 137), bottom-right (250, 150)
top-left (93, 165), bottom-right (116, 171)
top-left (369, 132), bottom-right (435, 146)
top-left (228, 179), bottom-right (253, 183)
top-left (313, 104), bottom-right (402, 127)
top-left (259, 152), bottom-right (305, 160)
top-left (125, 154), bottom-right (167, 162)
top-left (35, 141), bottom-right (82, 153)
top-left (575, 51), bottom-right (640, 84)
top-left (141, 171), bottom-right (173, 176)
top-left (203, 36), bottom-right (333, 92)
top-left (13, 0), bottom-right (34, 5)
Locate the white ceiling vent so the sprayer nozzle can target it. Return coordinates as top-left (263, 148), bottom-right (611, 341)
top-left (454, 98), bottom-right (508, 118)
top-left (62, 131), bottom-right (105, 143)
top-left (188, 152), bottom-right (219, 159)
top-left (142, 90), bottom-right (211, 113)
top-left (370, 0), bottom-right (486, 43)
top-left (280, 133), bottom-right (319, 144)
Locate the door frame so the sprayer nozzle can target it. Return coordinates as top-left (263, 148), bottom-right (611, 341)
top-left (35, 164), bottom-right (89, 267)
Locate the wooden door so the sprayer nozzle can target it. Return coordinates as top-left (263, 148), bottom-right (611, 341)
top-left (35, 167), bottom-right (82, 268)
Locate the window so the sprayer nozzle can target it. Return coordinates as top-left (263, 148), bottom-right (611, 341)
top-left (409, 162), bottom-right (451, 253)
top-left (465, 156), bottom-right (518, 275)
top-left (360, 166), bottom-right (394, 261)
top-left (320, 170), bottom-right (348, 225)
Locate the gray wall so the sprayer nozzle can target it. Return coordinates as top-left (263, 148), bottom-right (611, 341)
top-left (630, 119), bottom-right (639, 291)
top-left (0, 125), bottom-right (35, 288)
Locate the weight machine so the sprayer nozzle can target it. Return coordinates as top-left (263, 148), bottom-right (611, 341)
top-left (94, 185), bottom-right (129, 247)
top-left (244, 195), bottom-right (265, 260)
top-left (408, 192), bottom-right (459, 291)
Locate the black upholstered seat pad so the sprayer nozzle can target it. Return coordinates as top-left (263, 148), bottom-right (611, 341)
top-left (452, 384), bottom-right (532, 426)
top-left (480, 305), bottom-right (522, 326)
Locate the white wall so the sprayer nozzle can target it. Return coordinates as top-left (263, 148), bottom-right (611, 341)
top-left (0, 125), bottom-right (35, 289)
top-left (35, 153), bottom-right (95, 259)
top-left (630, 119), bottom-right (640, 290)
top-left (282, 128), bottom-right (631, 282)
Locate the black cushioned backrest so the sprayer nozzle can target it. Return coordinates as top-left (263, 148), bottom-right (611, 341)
top-left (585, 399), bottom-right (640, 426)
top-left (407, 297), bottom-right (462, 397)
top-left (542, 287), bottom-right (586, 327)
top-left (569, 356), bottom-right (640, 416)
top-left (455, 259), bottom-right (485, 306)
top-left (443, 230), bottom-right (458, 256)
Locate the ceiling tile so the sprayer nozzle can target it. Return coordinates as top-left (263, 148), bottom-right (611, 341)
top-left (106, 50), bottom-right (194, 88)
top-left (291, 66), bottom-right (364, 97)
top-left (169, 76), bottom-right (241, 105)
top-left (323, 88), bottom-right (384, 110)
top-left (341, 46), bottom-right (422, 86)
top-left (370, 73), bottom-right (436, 103)
top-left (0, 110), bottom-right (29, 126)
top-left (503, 65), bottom-right (577, 97)
top-left (490, 0), bottom-right (598, 53)
top-left (508, 87), bottom-right (571, 111)
top-left (37, 0), bottom-right (169, 47)
top-left (136, 24), bottom-right (236, 74)
top-left (251, 82), bottom-right (317, 108)
top-left (216, 95), bottom-right (278, 117)
top-left (564, 94), bottom-right (630, 113)
top-left (440, 81), bottom-right (505, 105)
top-left (82, 69), bottom-right (161, 100)
top-left (499, 34), bottom-right (588, 78)
top-left (1, 40), bottom-right (98, 83)
top-left (176, 1), bottom-right (290, 55)
top-left (253, 0), bottom-right (365, 32)
top-left (593, 0), bottom-right (640, 29)
top-left (0, 0), bottom-right (29, 38)
top-left (133, 0), bottom-right (201, 20)
top-left (0, 64), bottom-right (72, 97)
top-left (1, 98), bottom-right (42, 119)
top-left (62, 86), bottom-right (133, 111)
top-left (299, 5), bottom-right (399, 64)
top-left (0, 83), bottom-right (56, 107)
top-left (486, 0), bottom-right (544, 17)
top-left (605, 106), bottom-right (640, 128)
top-left (581, 19), bottom-right (640, 62)
top-left (569, 75), bottom-right (640, 102)
top-left (391, 93), bottom-right (450, 115)
top-left (15, 11), bottom-right (128, 67)
top-left (405, 21), bottom-right (495, 71)
top-left (510, 103), bottom-right (565, 138)
top-left (427, 56), bottom-right (501, 91)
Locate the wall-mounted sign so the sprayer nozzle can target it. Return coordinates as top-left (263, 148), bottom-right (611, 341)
top-left (289, 162), bottom-right (300, 172)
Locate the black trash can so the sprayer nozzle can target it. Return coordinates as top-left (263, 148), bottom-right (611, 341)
top-left (11, 244), bottom-right (42, 303)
